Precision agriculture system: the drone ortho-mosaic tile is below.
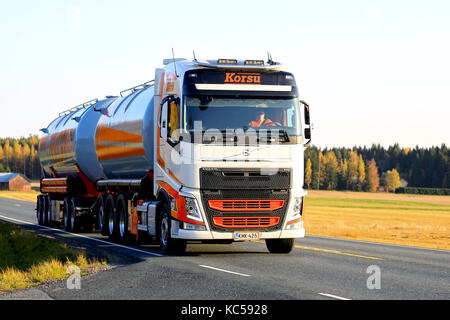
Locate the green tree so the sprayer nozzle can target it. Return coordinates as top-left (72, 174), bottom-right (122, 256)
top-left (337, 158), bottom-right (348, 190)
top-left (318, 152), bottom-right (326, 189)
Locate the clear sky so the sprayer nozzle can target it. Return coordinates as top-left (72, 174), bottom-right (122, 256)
top-left (0, 0), bottom-right (449, 148)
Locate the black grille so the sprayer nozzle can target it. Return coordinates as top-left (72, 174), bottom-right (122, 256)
top-left (200, 168), bottom-right (290, 190)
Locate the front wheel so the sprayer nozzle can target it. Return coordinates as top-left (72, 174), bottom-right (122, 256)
top-left (159, 205), bottom-right (186, 254)
top-left (265, 238), bottom-right (295, 254)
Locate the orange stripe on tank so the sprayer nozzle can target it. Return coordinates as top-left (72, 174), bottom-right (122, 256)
top-left (95, 125), bottom-right (145, 161)
top-left (97, 126), bottom-right (142, 143)
top-left (96, 145), bottom-right (146, 161)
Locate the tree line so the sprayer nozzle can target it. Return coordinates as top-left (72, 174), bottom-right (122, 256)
top-left (0, 136), bottom-right (41, 180)
top-left (305, 143), bottom-right (450, 192)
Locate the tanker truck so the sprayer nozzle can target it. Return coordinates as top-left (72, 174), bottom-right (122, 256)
top-left (36, 57), bottom-right (312, 254)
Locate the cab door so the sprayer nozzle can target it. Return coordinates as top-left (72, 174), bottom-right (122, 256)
top-left (157, 96), bottom-right (181, 181)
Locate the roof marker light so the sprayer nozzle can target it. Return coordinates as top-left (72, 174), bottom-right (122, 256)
top-left (217, 59), bottom-right (237, 65)
top-left (244, 60), bottom-right (265, 65)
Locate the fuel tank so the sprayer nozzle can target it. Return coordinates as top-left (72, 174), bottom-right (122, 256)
top-left (39, 85), bottom-right (155, 183)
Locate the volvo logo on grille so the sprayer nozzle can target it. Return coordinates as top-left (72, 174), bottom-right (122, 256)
top-left (243, 149), bottom-right (251, 156)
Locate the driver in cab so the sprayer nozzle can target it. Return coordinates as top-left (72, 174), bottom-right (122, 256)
top-left (250, 110), bottom-right (276, 127)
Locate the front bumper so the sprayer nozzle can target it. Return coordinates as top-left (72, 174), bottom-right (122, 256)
top-left (173, 221), bottom-right (305, 240)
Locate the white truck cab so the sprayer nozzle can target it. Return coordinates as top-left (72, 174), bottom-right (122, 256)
top-left (152, 58), bottom-right (311, 253)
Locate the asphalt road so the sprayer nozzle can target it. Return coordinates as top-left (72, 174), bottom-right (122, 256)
top-left (0, 196), bottom-right (449, 300)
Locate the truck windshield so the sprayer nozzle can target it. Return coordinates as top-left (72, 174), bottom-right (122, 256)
top-left (183, 96), bottom-right (301, 136)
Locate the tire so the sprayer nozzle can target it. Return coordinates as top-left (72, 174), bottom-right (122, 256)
top-left (159, 204), bottom-right (186, 254)
top-left (69, 198), bottom-right (80, 232)
top-left (44, 196), bottom-right (52, 226)
top-left (42, 196), bottom-right (50, 226)
top-left (63, 197), bottom-right (71, 231)
top-left (106, 194), bottom-right (119, 241)
top-left (116, 195), bottom-right (137, 244)
top-left (265, 238), bottom-right (295, 254)
top-left (97, 195), bottom-right (108, 236)
top-left (36, 195), bottom-right (43, 225)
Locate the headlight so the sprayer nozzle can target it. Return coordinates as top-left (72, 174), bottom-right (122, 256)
top-left (293, 197), bottom-right (302, 213)
top-left (285, 196), bottom-right (303, 228)
top-left (184, 197), bottom-right (203, 222)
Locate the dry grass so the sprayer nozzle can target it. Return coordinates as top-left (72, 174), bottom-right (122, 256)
top-left (0, 222), bottom-right (106, 294)
top-left (0, 190), bottom-right (40, 202)
top-left (304, 190), bottom-right (450, 250)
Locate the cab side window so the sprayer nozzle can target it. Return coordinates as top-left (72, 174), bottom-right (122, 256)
top-left (168, 100), bottom-right (180, 143)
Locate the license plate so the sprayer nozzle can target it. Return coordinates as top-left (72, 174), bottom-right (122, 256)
top-left (234, 231), bottom-right (260, 241)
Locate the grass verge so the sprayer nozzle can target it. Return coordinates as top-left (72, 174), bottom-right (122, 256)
top-left (0, 222), bottom-right (107, 294)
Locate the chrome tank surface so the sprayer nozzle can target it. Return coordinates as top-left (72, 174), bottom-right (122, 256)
top-left (95, 86), bottom-right (154, 179)
top-left (39, 85), bottom-right (155, 181)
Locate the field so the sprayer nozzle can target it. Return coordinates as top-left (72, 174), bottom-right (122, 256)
top-left (0, 189), bottom-right (449, 250)
top-left (0, 181), bottom-right (40, 202)
top-left (304, 190), bottom-right (450, 250)
top-left (0, 190), bottom-right (39, 202)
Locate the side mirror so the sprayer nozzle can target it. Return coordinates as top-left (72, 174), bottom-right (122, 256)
top-left (300, 100), bottom-right (312, 147)
top-left (160, 95), bottom-right (180, 106)
top-left (304, 128), bottom-right (311, 140)
top-left (300, 100), bottom-right (310, 125)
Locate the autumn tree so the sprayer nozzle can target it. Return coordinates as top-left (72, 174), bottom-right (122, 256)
top-left (355, 155), bottom-right (365, 190)
top-left (384, 169), bottom-right (401, 192)
top-left (347, 151), bottom-right (359, 190)
top-left (365, 158), bottom-right (380, 192)
top-left (3, 141), bottom-right (12, 171)
top-left (324, 151), bottom-right (338, 190)
top-left (12, 140), bottom-right (23, 173)
top-left (305, 158), bottom-right (312, 189)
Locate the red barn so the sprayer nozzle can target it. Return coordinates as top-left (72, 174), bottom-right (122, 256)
top-left (0, 173), bottom-right (32, 191)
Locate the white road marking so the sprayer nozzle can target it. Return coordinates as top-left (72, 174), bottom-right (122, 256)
top-left (318, 293), bottom-right (351, 300)
top-left (199, 265), bottom-right (251, 277)
top-left (15, 204), bottom-right (21, 207)
top-left (0, 213), bottom-right (163, 257)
